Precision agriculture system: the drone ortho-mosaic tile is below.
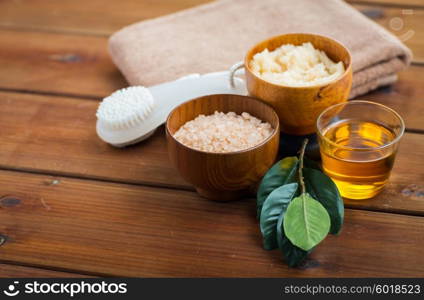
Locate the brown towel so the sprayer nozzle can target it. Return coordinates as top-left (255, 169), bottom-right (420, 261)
top-left (109, 0), bottom-right (412, 98)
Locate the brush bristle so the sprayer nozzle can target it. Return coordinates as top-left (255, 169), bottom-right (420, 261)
top-left (96, 86), bottom-right (155, 130)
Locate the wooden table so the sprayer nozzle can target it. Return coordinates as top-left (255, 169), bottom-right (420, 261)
top-left (0, 0), bottom-right (423, 277)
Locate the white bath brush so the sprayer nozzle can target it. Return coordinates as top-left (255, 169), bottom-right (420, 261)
top-left (96, 71), bottom-right (247, 147)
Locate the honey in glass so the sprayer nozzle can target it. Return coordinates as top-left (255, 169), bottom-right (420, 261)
top-left (317, 101), bottom-right (404, 200)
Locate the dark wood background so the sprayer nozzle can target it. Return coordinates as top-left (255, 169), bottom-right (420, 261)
top-left (0, 0), bottom-right (423, 277)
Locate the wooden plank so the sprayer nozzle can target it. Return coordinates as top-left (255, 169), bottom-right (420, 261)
top-left (0, 0), bottom-right (212, 36)
top-left (0, 91), bottom-right (185, 188)
top-left (0, 91), bottom-right (423, 214)
top-left (0, 29), bottom-right (127, 99)
top-left (0, 264), bottom-right (91, 278)
top-left (0, 0), bottom-right (422, 38)
top-left (0, 170), bottom-right (423, 277)
top-left (353, 4), bottom-right (424, 63)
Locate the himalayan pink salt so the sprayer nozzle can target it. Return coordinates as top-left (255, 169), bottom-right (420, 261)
top-left (173, 111), bottom-right (273, 153)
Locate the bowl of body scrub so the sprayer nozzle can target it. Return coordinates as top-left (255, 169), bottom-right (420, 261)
top-left (165, 94), bottom-right (280, 201)
top-left (233, 33), bottom-right (352, 135)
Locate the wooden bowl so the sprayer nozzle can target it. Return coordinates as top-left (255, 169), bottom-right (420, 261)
top-left (244, 33), bottom-right (352, 135)
top-left (166, 94), bottom-right (280, 201)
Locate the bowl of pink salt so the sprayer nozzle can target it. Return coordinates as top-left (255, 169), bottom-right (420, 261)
top-left (166, 94), bottom-right (280, 201)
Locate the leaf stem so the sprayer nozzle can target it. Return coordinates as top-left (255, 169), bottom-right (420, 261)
top-left (298, 138), bottom-right (309, 195)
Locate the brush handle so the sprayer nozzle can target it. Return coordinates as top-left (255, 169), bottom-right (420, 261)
top-left (149, 71), bottom-right (247, 114)
top-left (145, 70), bottom-right (248, 137)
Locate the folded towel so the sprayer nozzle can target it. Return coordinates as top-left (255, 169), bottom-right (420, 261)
top-left (109, 0), bottom-right (412, 98)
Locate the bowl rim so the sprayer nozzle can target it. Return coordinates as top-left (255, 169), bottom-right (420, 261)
top-left (244, 32), bottom-right (353, 90)
top-left (165, 94), bottom-right (280, 156)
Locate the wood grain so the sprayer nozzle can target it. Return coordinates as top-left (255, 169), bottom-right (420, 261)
top-left (0, 29), bottom-right (127, 98)
top-left (0, 170), bottom-right (423, 277)
top-left (245, 33), bottom-right (352, 135)
top-left (0, 90), bottom-right (422, 214)
top-left (166, 94), bottom-right (279, 201)
top-left (0, 0), bottom-right (212, 36)
top-left (0, 91), bottom-right (186, 188)
top-left (0, 264), bottom-right (91, 278)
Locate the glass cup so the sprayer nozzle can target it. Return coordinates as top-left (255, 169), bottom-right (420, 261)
top-left (316, 100), bottom-right (405, 200)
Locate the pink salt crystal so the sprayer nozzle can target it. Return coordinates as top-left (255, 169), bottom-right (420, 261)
top-left (173, 111), bottom-right (274, 153)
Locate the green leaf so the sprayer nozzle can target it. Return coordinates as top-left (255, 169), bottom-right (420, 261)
top-left (303, 168), bottom-right (344, 235)
top-left (257, 157), bottom-right (298, 218)
top-left (276, 211), bottom-right (309, 267)
top-left (303, 157), bottom-right (322, 171)
top-left (260, 183), bottom-right (298, 250)
top-left (284, 193), bottom-right (331, 251)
